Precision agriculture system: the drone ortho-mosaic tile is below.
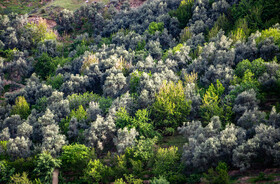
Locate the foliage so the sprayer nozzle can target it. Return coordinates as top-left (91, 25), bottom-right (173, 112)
top-left (169, 0), bottom-right (194, 29)
top-left (47, 74), bottom-right (64, 90)
top-left (116, 108), bottom-right (156, 138)
top-left (148, 22), bottom-right (164, 35)
top-left (200, 80), bottom-right (225, 122)
top-left (33, 152), bottom-right (61, 184)
top-left (83, 159), bottom-right (112, 183)
top-left (70, 105), bottom-right (87, 122)
top-left (0, 160), bottom-right (15, 183)
top-left (150, 176), bottom-right (170, 184)
top-left (60, 144), bottom-right (93, 175)
top-left (67, 92), bottom-right (100, 110)
top-left (11, 96), bottom-right (30, 119)
top-left (10, 172), bottom-right (32, 184)
top-left (256, 27), bottom-right (280, 46)
top-left (152, 80), bottom-right (191, 129)
top-left (202, 162), bottom-right (230, 184)
top-left (34, 52), bottom-right (56, 80)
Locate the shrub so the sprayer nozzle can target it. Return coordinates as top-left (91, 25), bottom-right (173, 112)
top-left (200, 80), bottom-right (225, 122)
top-left (129, 70), bottom-right (143, 95)
top-left (33, 152), bottom-right (61, 184)
top-left (169, 0), bottom-right (194, 29)
top-left (153, 146), bottom-right (182, 181)
top-left (10, 172), bottom-right (32, 184)
top-left (152, 80), bottom-right (191, 129)
top-left (70, 105), bottom-right (87, 122)
top-left (83, 159), bottom-right (112, 183)
top-left (150, 176), bottom-right (170, 184)
top-left (34, 52), bottom-right (55, 80)
top-left (0, 160), bottom-right (15, 183)
top-left (148, 22), bottom-right (164, 35)
top-left (11, 96), bottom-right (30, 119)
top-left (202, 162), bottom-right (230, 184)
top-left (116, 108), bottom-right (156, 138)
top-left (180, 27), bottom-right (192, 42)
top-left (67, 92), bottom-right (100, 110)
top-left (60, 144), bottom-right (93, 175)
top-left (47, 74), bottom-right (64, 90)
top-left (256, 27), bottom-right (280, 47)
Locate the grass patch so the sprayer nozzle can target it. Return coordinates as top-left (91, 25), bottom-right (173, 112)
top-left (0, 0), bottom-right (46, 15)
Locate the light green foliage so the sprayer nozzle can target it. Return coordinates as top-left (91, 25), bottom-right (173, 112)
top-left (169, 0), bottom-right (194, 29)
top-left (202, 162), bottom-right (230, 184)
top-left (67, 92), bottom-right (100, 110)
top-left (256, 27), bottom-right (280, 46)
top-left (148, 22), bottom-right (164, 35)
top-left (230, 18), bottom-right (250, 43)
top-left (114, 178), bottom-right (126, 184)
top-left (26, 19), bottom-right (56, 44)
top-left (70, 105), bottom-right (87, 122)
top-left (11, 96), bottom-right (30, 119)
top-left (33, 152), bottom-right (61, 184)
top-left (47, 74), bottom-right (64, 90)
top-left (10, 172), bottom-right (32, 184)
top-left (116, 108), bottom-right (156, 138)
top-left (60, 144), bottom-right (93, 171)
top-left (180, 27), bottom-right (192, 42)
top-left (123, 174), bottom-right (143, 184)
top-left (152, 80), bottom-right (191, 129)
top-left (200, 80), bottom-right (225, 122)
top-left (172, 44), bottom-right (183, 54)
top-left (0, 141), bottom-right (7, 159)
top-left (153, 146), bottom-right (182, 181)
top-left (150, 176), bottom-right (170, 184)
top-left (125, 136), bottom-right (157, 163)
top-left (83, 159), bottom-right (112, 183)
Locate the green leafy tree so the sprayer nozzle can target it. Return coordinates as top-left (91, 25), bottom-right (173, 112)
top-left (11, 96), bottom-right (30, 119)
top-left (152, 80), bottom-right (191, 129)
top-left (200, 80), bottom-right (225, 122)
top-left (169, 0), bottom-right (194, 28)
top-left (70, 105), bottom-right (87, 122)
top-left (83, 159), bottom-right (113, 183)
top-left (33, 152), bottom-right (61, 184)
top-left (34, 53), bottom-right (55, 80)
top-left (203, 162), bottom-right (230, 184)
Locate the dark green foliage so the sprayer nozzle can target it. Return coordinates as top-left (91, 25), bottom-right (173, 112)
top-left (129, 70), bottom-right (143, 94)
top-left (231, 0), bottom-right (280, 31)
top-left (0, 160), bottom-right (15, 183)
top-left (169, 0), bottom-right (194, 29)
top-left (148, 22), bottom-right (164, 35)
top-left (47, 74), bottom-right (64, 90)
top-left (203, 162), bottom-right (230, 184)
top-left (32, 96), bottom-right (48, 112)
top-left (235, 58), bottom-right (266, 78)
top-left (249, 172), bottom-right (274, 183)
top-left (98, 96), bottom-right (113, 114)
top-left (34, 53), bottom-right (55, 80)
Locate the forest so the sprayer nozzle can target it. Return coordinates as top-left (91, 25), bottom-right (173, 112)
top-left (1, 0), bottom-right (280, 183)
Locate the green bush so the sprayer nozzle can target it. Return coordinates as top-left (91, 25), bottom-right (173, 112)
top-left (10, 172), bottom-right (32, 184)
top-left (153, 146), bottom-right (182, 181)
top-left (235, 59), bottom-right (252, 77)
top-left (0, 160), bottom-right (15, 183)
top-left (200, 80), bottom-right (225, 122)
top-left (83, 159), bottom-right (113, 183)
top-left (148, 22), bottom-right (164, 35)
top-left (34, 53), bottom-right (56, 80)
top-left (152, 80), bottom-right (191, 129)
top-left (256, 27), bottom-right (280, 47)
top-left (150, 176), bottom-right (170, 184)
top-left (70, 105), bottom-right (88, 122)
top-left (116, 108), bottom-right (157, 138)
top-left (169, 0), bottom-right (194, 29)
top-left (98, 96), bottom-right (113, 114)
top-left (202, 162), bottom-right (230, 184)
top-left (67, 92), bottom-right (101, 110)
top-left (11, 96), bottom-right (30, 119)
top-left (129, 70), bottom-right (143, 94)
top-left (32, 96), bottom-right (48, 112)
top-left (33, 152), bottom-right (61, 184)
top-left (47, 74), bottom-right (64, 90)
top-left (60, 144), bottom-right (93, 176)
